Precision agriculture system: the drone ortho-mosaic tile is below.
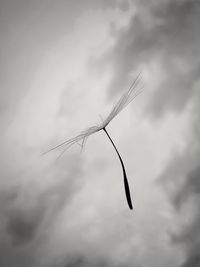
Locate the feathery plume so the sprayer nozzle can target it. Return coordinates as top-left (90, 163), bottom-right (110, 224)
top-left (44, 73), bottom-right (142, 210)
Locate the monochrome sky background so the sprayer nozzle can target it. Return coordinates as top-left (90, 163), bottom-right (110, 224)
top-left (0, 0), bottom-right (200, 266)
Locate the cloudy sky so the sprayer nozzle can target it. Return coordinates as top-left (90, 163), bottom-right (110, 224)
top-left (0, 0), bottom-right (200, 266)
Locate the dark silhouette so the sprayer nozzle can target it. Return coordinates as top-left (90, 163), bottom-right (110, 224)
top-left (44, 74), bottom-right (142, 210)
top-left (103, 128), bottom-right (133, 210)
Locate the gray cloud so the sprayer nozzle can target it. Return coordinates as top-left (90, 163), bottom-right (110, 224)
top-left (0, 0), bottom-right (120, 128)
top-left (172, 165), bottom-right (200, 267)
top-left (94, 1), bottom-right (200, 266)
top-left (0, 152), bottom-right (85, 266)
top-left (173, 166), bottom-right (200, 208)
top-left (2, 1), bottom-right (199, 267)
top-left (156, 97), bottom-right (200, 267)
top-left (97, 0), bottom-right (200, 116)
top-left (6, 207), bottom-right (44, 245)
top-left (54, 254), bottom-right (141, 267)
top-left (0, 1), bottom-right (130, 266)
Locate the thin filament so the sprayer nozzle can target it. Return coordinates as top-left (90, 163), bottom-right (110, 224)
top-left (103, 128), bottom-right (133, 210)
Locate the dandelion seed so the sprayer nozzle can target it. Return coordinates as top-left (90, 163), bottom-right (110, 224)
top-left (44, 73), bottom-right (143, 210)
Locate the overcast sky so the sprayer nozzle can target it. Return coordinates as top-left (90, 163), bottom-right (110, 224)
top-left (0, 0), bottom-right (200, 266)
